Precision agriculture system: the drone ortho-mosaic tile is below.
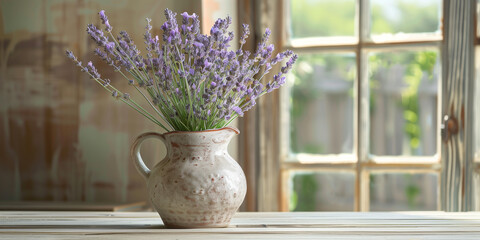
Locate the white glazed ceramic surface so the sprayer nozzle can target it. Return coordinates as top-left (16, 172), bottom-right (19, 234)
top-left (131, 127), bottom-right (246, 228)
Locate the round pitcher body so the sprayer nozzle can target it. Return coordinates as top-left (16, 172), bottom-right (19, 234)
top-left (132, 127), bottom-right (246, 228)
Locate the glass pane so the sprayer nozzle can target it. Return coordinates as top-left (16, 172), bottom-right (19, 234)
top-left (289, 172), bottom-right (354, 211)
top-left (370, 173), bottom-right (438, 211)
top-left (475, 47), bottom-right (480, 162)
top-left (368, 50), bottom-right (439, 156)
top-left (370, 0), bottom-right (441, 37)
top-left (473, 170), bottom-right (480, 207)
top-left (478, 0), bottom-right (480, 38)
top-left (289, 53), bottom-right (355, 155)
top-left (289, 0), bottom-right (355, 38)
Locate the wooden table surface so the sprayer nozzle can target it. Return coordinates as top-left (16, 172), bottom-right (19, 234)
top-left (1, 211), bottom-right (480, 239)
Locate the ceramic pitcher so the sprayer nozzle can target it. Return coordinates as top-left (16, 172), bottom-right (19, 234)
top-left (131, 127), bottom-right (246, 228)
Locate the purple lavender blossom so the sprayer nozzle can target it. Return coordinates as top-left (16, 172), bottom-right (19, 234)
top-left (232, 106), bottom-right (243, 116)
top-left (66, 8), bottom-right (298, 132)
top-left (99, 10), bottom-right (112, 32)
top-left (85, 61), bottom-right (101, 79)
top-left (66, 50), bottom-right (76, 60)
top-left (239, 24), bottom-right (250, 47)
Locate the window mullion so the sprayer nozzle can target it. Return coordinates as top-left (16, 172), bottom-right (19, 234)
top-left (354, 0), bottom-right (371, 212)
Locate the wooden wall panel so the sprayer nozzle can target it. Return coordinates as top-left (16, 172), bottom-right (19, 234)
top-left (440, 0), bottom-right (476, 211)
top-left (0, 0), bottom-right (201, 203)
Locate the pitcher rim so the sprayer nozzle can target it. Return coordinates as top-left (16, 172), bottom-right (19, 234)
top-left (162, 126), bottom-right (240, 136)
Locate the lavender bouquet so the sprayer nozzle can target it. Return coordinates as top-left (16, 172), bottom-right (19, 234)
top-left (66, 9), bottom-right (297, 132)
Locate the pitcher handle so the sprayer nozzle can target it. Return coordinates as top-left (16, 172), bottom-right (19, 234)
top-left (130, 132), bottom-right (165, 180)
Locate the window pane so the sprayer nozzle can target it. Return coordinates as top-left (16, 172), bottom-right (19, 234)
top-left (289, 172), bottom-right (354, 211)
top-left (370, 0), bottom-right (441, 37)
top-left (289, 53), bottom-right (355, 155)
top-left (370, 173), bottom-right (437, 211)
top-left (289, 0), bottom-right (355, 38)
top-left (478, 0), bottom-right (480, 38)
top-left (473, 170), bottom-right (480, 205)
top-left (475, 47), bottom-right (480, 162)
top-left (368, 50), bottom-right (439, 156)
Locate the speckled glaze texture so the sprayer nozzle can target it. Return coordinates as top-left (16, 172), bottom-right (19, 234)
top-left (131, 127), bottom-right (246, 228)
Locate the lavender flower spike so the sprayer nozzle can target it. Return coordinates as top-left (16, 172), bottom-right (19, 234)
top-left (99, 10), bottom-right (112, 32)
top-left (66, 50), bottom-right (76, 60)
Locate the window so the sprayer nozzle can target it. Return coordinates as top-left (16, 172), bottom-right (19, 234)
top-left (279, 0), bottom-right (477, 211)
